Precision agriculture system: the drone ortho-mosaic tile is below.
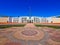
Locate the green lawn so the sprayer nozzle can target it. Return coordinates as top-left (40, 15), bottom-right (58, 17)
top-left (35, 24), bottom-right (60, 29)
top-left (0, 24), bottom-right (25, 29)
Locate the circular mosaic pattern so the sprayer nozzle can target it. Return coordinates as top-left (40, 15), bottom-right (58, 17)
top-left (21, 30), bottom-right (38, 36)
top-left (13, 29), bottom-right (44, 41)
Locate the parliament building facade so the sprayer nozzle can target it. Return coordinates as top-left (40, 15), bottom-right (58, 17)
top-left (0, 16), bottom-right (60, 23)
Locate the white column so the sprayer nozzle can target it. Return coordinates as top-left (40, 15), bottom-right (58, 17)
top-left (19, 17), bottom-right (21, 23)
top-left (8, 17), bottom-right (9, 22)
top-left (12, 18), bottom-right (13, 23)
top-left (18, 17), bottom-right (20, 23)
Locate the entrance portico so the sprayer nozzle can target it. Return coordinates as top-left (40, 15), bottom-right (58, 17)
top-left (27, 19), bottom-right (33, 23)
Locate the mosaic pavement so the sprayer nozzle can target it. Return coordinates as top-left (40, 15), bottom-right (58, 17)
top-left (0, 23), bottom-right (60, 45)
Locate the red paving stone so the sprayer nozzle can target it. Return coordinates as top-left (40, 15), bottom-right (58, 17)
top-left (50, 30), bottom-right (60, 42)
top-left (24, 23), bottom-right (36, 28)
top-left (45, 39), bottom-right (60, 45)
top-left (5, 42), bottom-right (22, 45)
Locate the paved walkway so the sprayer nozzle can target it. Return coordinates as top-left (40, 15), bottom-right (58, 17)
top-left (24, 23), bottom-right (36, 28)
top-left (0, 23), bottom-right (60, 45)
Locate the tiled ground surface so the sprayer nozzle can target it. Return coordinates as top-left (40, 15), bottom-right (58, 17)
top-left (0, 23), bottom-right (60, 45)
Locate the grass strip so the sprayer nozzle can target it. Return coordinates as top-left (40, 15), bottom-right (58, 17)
top-left (35, 24), bottom-right (60, 29)
top-left (0, 24), bottom-right (25, 29)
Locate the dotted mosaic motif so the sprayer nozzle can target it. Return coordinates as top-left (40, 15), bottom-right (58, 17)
top-left (21, 30), bottom-right (38, 36)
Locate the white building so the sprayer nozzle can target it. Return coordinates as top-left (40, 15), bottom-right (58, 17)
top-left (8, 16), bottom-right (60, 23)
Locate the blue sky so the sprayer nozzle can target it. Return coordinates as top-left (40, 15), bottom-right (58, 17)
top-left (0, 0), bottom-right (60, 17)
